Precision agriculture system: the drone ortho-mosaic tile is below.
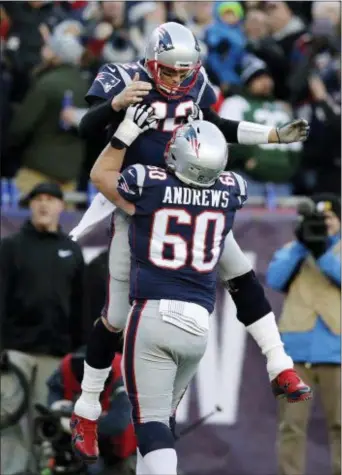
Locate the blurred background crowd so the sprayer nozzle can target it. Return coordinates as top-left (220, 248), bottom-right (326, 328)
top-left (0, 0), bottom-right (341, 207)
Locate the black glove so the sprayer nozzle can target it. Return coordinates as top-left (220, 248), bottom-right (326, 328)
top-left (295, 213), bottom-right (328, 258)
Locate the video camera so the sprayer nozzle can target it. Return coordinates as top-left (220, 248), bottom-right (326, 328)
top-left (35, 403), bottom-right (72, 443)
top-left (34, 404), bottom-right (84, 474)
top-left (296, 198), bottom-right (328, 242)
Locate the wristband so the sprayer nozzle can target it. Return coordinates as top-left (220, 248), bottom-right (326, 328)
top-left (113, 118), bottom-right (141, 147)
top-left (237, 121), bottom-right (273, 145)
top-left (110, 136), bottom-right (127, 149)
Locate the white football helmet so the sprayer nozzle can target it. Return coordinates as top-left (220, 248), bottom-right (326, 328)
top-left (165, 120), bottom-right (228, 188)
top-left (144, 22), bottom-right (201, 99)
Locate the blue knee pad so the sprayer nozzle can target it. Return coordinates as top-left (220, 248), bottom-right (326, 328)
top-left (135, 421), bottom-right (175, 457)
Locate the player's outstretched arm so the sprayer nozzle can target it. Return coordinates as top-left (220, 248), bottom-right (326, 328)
top-left (202, 108), bottom-right (310, 145)
top-left (90, 104), bottom-right (157, 213)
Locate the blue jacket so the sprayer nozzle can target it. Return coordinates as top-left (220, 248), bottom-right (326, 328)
top-left (204, 2), bottom-right (246, 85)
top-left (266, 233), bottom-right (341, 364)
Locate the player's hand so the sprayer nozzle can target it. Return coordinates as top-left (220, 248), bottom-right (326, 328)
top-left (276, 119), bottom-right (310, 143)
top-left (187, 103), bottom-right (204, 122)
top-left (111, 73), bottom-right (152, 112)
top-left (125, 103), bottom-right (158, 131)
top-left (113, 104), bottom-right (158, 147)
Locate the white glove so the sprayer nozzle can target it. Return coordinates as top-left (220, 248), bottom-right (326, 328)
top-left (113, 104), bottom-right (158, 147)
top-left (187, 102), bottom-right (204, 122)
top-left (276, 119), bottom-right (310, 143)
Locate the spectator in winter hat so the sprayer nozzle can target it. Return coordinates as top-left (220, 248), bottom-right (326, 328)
top-left (10, 27), bottom-right (88, 194)
top-left (219, 54), bottom-right (302, 195)
top-left (204, 2), bottom-right (246, 94)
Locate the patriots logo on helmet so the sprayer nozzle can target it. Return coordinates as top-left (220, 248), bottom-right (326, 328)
top-left (155, 27), bottom-right (174, 54)
top-left (184, 125), bottom-right (200, 158)
top-left (95, 71), bottom-right (121, 94)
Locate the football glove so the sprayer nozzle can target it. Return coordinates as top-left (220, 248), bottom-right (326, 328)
top-left (276, 119), bottom-right (310, 143)
top-left (187, 102), bottom-right (204, 122)
top-left (113, 104), bottom-right (158, 147)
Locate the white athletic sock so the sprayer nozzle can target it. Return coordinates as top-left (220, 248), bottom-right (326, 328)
top-left (136, 449), bottom-right (150, 475)
top-left (143, 448), bottom-right (177, 475)
top-left (246, 312), bottom-right (293, 381)
top-left (73, 362), bottom-right (111, 420)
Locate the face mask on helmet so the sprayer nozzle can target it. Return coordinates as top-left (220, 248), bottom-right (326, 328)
top-left (146, 60), bottom-right (201, 99)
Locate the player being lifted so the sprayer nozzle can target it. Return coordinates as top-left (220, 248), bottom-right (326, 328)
top-left (70, 23), bottom-right (311, 461)
top-left (80, 106), bottom-right (310, 475)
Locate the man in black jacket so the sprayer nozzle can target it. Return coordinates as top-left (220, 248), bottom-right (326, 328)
top-left (0, 182), bottom-right (85, 406)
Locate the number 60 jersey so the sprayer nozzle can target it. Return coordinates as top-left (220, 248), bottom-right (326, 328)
top-left (117, 164), bottom-right (248, 314)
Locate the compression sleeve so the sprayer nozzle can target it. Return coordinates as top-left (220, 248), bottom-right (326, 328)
top-left (202, 108), bottom-right (239, 143)
top-left (78, 99), bottom-right (124, 139)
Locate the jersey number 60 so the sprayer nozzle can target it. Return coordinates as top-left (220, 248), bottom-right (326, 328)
top-left (149, 208), bottom-right (226, 272)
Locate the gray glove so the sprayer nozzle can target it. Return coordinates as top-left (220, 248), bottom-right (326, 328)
top-left (276, 119), bottom-right (310, 143)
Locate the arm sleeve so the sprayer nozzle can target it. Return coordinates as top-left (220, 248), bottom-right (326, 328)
top-left (316, 248), bottom-right (341, 287)
top-left (202, 107), bottom-right (239, 143)
top-left (78, 99), bottom-right (124, 139)
top-left (266, 241), bottom-right (308, 292)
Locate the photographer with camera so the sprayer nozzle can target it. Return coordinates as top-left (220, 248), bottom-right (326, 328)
top-left (266, 193), bottom-right (341, 475)
top-left (45, 346), bottom-right (137, 475)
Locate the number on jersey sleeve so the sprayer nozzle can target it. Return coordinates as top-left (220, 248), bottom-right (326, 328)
top-left (149, 209), bottom-right (226, 272)
top-left (219, 171), bottom-right (248, 208)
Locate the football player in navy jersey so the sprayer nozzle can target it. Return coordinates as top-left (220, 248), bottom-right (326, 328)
top-left (70, 102), bottom-right (312, 465)
top-left (81, 110), bottom-right (311, 475)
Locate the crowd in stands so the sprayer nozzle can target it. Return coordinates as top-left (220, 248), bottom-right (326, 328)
top-left (0, 1), bottom-right (340, 205)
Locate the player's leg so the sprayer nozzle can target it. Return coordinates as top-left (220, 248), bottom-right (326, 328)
top-left (218, 232), bottom-right (312, 401)
top-left (122, 300), bottom-right (207, 475)
top-left (71, 210), bottom-right (131, 461)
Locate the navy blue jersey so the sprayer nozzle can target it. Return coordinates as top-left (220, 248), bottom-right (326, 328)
top-left (117, 165), bottom-right (247, 313)
top-left (87, 60), bottom-right (216, 170)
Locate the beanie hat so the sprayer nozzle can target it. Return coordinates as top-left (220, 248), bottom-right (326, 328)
top-left (240, 54), bottom-right (269, 85)
top-left (217, 2), bottom-right (244, 21)
top-left (48, 21), bottom-right (84, 65)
